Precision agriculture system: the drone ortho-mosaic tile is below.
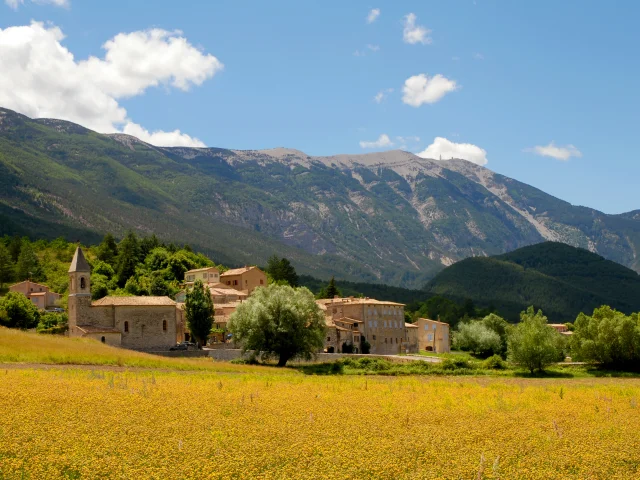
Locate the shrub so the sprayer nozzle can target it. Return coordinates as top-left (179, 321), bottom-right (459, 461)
top-left (0, 292), bottom-right (40, 329)
top-left (441, 357), bottom-right (473, 371)
top-left (483, 354), bottom-right (508, 370)
top-left (453, 321), bottom-right (502, 357)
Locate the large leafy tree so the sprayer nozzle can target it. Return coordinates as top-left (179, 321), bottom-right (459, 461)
top-left (228, 284), bottom-right (326, 366)
top-left (0, 292), bottom-right (41, 329)
top-left (571, 306), bottom-right (640, 369)
top-left (508, 307), bottom-right (563, 373)
top-left (266, 255), bottom-right (299, 287)
top-left (185, 280), bottom-right (214, 347)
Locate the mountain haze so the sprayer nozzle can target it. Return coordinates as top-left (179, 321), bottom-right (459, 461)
top-left (1, 107), bottom-right (640, 288)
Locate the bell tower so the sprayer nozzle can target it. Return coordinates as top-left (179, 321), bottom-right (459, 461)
top-left (68, 246), bottom-right (92, 334)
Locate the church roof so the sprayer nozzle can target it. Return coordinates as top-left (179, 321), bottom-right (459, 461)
top-left (92, 296), bottom-right (177, 306)
top-left (76, 325), bottom-right (121, 334)
top-left (68, 247), bottom-right (90, 273)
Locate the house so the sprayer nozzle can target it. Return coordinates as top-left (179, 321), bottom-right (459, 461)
top-left (414, 318), bottom-right (450, 353)
top-left (8, 280), bottom-right (61, 311)
top-left (67, 247), bottom-right (180, 350)
top-left (220, 266), bottom-right (266, 294)
top-left (174, 285), bottom-right (247, 304)
top-left (184, 266), bottom-right (220, 286)
top-left (318, 296), bottom-right (407, 355)
top-left (403, 323), bottom-right (419, 353)
top-left (210, 302), bottom-right (242, 342)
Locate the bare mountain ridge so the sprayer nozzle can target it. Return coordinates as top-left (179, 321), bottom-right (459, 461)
top-left (1, 107), bottom-right (639, 288)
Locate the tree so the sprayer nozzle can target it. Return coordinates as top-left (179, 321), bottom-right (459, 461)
top-left (508, 307), bottom-right (563, 373)
top-left (453, 321), bottom-right (502, 357)
top-left (96, 233), bottom-right (119, 265)
top-left (228, 284), bottom-right (325, 366)
top-left (317, 276), bottom-right (342, 299)
top-left (16, 242), bottom-right (41, 281)
top-left (115, 231), bottom-right (139, 287)
top-left (8, 235), bottom-right (22, 262)
top-left (481, 313), bottom-right (510, 355)
top-left (266, 255), bottom-right (299, 287)
top-left (0, 292), bottom-right (41, 329)
top-left (571, 306), bottom-right (640, 369)
top-left (0, 243), bottom-right (14, 288)
top-left (185, 280), bottom-right (214, 347)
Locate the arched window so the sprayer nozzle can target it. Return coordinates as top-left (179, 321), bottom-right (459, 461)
top-left (80, 277), bottom-right (86, 289)
top-left (162, 320), bottom-right (167, 332)
top-left (101, 336), bottom-right (105, 343)
top-left (124, 321), bottom-right (129, 333)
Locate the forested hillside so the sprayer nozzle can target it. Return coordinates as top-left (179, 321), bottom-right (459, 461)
top-left (425, 242), bottom-right (640, 321)
top-left (3, 108), bottom-right (640, 288)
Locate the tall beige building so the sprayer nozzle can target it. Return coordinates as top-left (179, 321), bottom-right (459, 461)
top-left (318, 297), bottom-right (407, 355)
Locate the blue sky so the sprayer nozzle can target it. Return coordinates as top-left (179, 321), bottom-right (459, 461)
top-left (1, 0), bottom-right (638, 214)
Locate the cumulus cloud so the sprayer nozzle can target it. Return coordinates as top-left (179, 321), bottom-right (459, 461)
top-left (122, 123), bottom-right (206, 148)
top-left (366, 8), bottom-right (380, 24)
top-left (0, 22), bottom-right (221, 146)
top-left (473, 52), bottom-right (484, 60)
top-left (525, 142), bottom-right (582, 161)
top-left (417, 137), bottom-right (488, 166)
top-left (360, 134), bottom-right (394, 149)
top-left (402, 74), bottom-right (458, 107)
top-left (5, 0), bottom-right (68, 9)
top-left (374, 88), bottom-right (393, 103)
top-left (403, 13), bottom-right (432, 45)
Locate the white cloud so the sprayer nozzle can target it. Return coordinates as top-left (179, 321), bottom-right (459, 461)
top-left (525, 142), bottom-right (582, 161)
top-left (0, 22), bottom-right (222, 146)
top-left (366, 8), bottom-right (380, 24)
top-left (354, 44), bottom-right (380, 57)
top-left (473, 52), bottom-right (484, 60)
top-left (367, 44), bottom-right (379, 52)
top-left (374, 88), bottom-right (393, 103)
top-left (402, 74), bottom-right (458, 107)
top-left (122, 122), bottom-right (206, 148)
top-left (403, 13), bottom-right (432, 45)
top-left (5, 0), bottom-right (69, 9)
top-left (417, 137), bottom-right (488, 166)
top-left (360, 134), bottom-right (394, 149)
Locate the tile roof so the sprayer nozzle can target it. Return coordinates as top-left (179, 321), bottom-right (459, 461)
top-left (418, 318), bottom-right (450, 326)
top-left (185, 266), bottom-right (219, 274)
top-left (335, 317), bottom-right (364, 324)
top-left (316, 297), bottom-right (405, 307)
top-left (8, 280), bottom-right (51, 290)
top-left (405, 322), bottom-right (419, 328)
top-left (69, 247), bottom-right (90, 273)
top-left (220, 266), bottom-right (258, 277)
top-left (92, 296), bottom-right (176, 307)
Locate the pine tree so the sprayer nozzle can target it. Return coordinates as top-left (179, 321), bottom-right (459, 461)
top-left (16, 242), bottom-right (41, 281)
top-left (115, 231), bottom-right (139, 287)
top-left (8, 235), bottom-right (22, 263)
top-left (0, 243), bottom-right (14, 288)
top-left (96, 233), bottom-right (119, 265)
top-left (326, 276), bottom-right (340, 298)
top-left (185, 280), bottom-right (214, 347)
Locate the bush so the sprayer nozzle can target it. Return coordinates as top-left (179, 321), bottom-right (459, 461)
top-left (441, 357), bottom-right (473, 371)
top-left (361, 339), bottom-right (371, 354)
top-left (0, 292), bottom-right (40, 329)
top-left (341, 342), bottom-right (354, 354)
top-left (453, 321), bottom-right (503, 357)
top-left (483, 354), bottom-right (508, 370)
top-left (37, 312), bottom-right (68, 334)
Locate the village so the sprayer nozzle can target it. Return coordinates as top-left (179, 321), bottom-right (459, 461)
top-left (7, 247), bottom-right (452, 358)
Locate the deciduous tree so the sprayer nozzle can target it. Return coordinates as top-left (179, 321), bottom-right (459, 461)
top-left (228, 284), bottom-right (325, 366)
top-left (0, 291), bottom-right (41, 329)
top-left (185, 280), bottom-right (214, 347)
top-left (508, 307), bottom-right (563, 373)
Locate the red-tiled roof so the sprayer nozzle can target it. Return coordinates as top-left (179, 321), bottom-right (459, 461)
top-left (92, 296), bottom-right (176, 306)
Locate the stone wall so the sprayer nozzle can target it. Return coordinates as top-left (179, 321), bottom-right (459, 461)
top-left (114, 306), bottom-right (177, 350)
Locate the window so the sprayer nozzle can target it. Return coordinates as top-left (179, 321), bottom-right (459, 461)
top-left (424, 325), bottom-right (428, 331)
top-left (233, 280), bottom-right (238, 286)
top-left (368, 321), bottom-right (372, 328)
top-left (427, 333), bottom-right (434, 341)
top-left (433, 324), bottom-right (437, 330)
top-left (101, 336), bottom-right (105, 343)
top-left (384, 338), bottom-right (387, 344)
top-left (327, 336), bottom-right (331, 341)
top-left (373, 335), bottom-right (376, 341)
top-left (124, 321), bottom-right (129, 333)
top-left (383, 321), bottom-right (387, 328)
top-left (163, 320), bottom-right (167, 332)
top-left (260, 279), bottom-right (264, 285)
top-left (245, 280), bottom-right (248, 285)
top-left (80, 277), bottom-right (86, 289)
top-left (374, 321), bottom-right (378, 328)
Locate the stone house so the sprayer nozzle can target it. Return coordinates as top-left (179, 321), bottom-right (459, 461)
top-left (183, 266), bottom-right (220, 286)
top-left (9, 280), bottom-right (60, 310)
top-left (324, 317), bottom-right (363, 353)
top-left (174, 285), bottom-right (247, 304)
top-left (67, 247), bottom-right (180, 350)
top-left (318, 297), bottom-right (406, 355)
top-left (220, 266), bottom-right (266, 294)
top-left (415, 318), bottom-right (450, 353)
top-left (403, 322), bottom-right (419, 354)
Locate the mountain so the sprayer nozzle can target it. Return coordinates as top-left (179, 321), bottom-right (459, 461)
top-left (1, 107), bottom-right (640, 288)
top-left (425, 242), bottom-right (640, 321)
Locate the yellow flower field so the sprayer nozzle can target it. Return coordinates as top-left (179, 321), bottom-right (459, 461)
top-left (1, 366), bottom-right (639, 479)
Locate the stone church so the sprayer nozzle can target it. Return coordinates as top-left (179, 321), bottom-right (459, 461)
top-left (68, 247), bottom-right (181, 350)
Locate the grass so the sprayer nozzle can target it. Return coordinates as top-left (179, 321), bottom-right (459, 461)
top-left (0, 327), bottom-right (268, 372)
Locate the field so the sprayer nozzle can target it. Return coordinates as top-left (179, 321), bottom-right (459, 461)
top-left (1, 330), bottom-right (640, 479)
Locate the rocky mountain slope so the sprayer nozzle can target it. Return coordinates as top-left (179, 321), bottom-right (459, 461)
top-left (1, 107), bottom-right (639, 288)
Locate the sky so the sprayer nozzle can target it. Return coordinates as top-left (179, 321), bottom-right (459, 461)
top-left (0, 0), bottom-right (638, 214)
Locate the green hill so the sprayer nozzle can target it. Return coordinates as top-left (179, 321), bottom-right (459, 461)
top-left (425, 242), bottom-right (640, 322)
